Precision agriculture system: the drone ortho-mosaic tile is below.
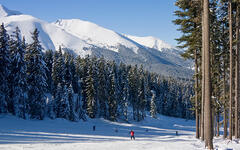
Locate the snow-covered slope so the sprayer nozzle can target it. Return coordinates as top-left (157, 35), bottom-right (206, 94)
top-left (55, 19), bottom-right (140, 54)
top-left (125, 35), bottom-right (174, 51)
top-left (0, 4), bottom-right (193, 78)
top-left (0, 114), bottom-right (239, 150)
top-left (2, 15), bottom-right (92, 57)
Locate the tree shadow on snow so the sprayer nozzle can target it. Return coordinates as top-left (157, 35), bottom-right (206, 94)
top-left (0, 115), bottom-right (195, 144)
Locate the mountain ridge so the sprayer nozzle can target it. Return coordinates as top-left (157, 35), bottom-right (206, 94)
top-left (0, 4), bottom-right (193, 78)
top-left (0, 4), bottom-right (22, 17)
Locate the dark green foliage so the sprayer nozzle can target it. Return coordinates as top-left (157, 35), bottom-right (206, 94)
top-left (9, 27), bottom-right (27, 118)
top-left (44, 49), bottom-right (53, 93)
top-left (0, 27), bottom-right (194, 122)
top-left (0, 23), bottom-right (11, 114)
top-left (52, 46), bottom-right (65, 93)
top-left (25, 28), bottom-right (47, 120)
top-left (85, 61), bottom-right (96, 118)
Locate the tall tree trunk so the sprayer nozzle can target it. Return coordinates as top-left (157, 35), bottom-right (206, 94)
top-left (223, 62), bottom-right (228, 139)
top-left (229, 0), bottom-right (233, 141)
top-left (203, 0), bottom-right (213, 149)
top-left (217, 112), bottom-right (220, 137)
top-left (212, 109), bottom-right (215, 136)
top-left (201, 3), bottom-right (205, 141)
top-left (235, 2), bottom-right (240, 139)
top-left (195, 49), bottom-right (200, 139)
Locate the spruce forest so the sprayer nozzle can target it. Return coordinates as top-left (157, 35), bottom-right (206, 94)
top-left (2, 0), bottom-right (240, 149)
top-left (174, 0), bottom-right (240, 148)
top-left (0, 25), bottom-right (194, 123)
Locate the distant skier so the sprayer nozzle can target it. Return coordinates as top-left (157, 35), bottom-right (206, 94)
top-left (130, 130), bottom-right (135, 140)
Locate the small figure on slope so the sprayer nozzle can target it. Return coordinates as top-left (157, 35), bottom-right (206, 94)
top-left (130, 130), bottom-right (135, 140)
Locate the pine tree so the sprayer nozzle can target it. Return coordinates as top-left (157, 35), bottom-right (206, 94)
top-left (52, 46), bottom-right (65, 95)
top-left (0, 23), bottom-right (11, 114)
top-left (9, 27), bottom-right (27, 118)
top-left (235, 1), bottom-right (240, 139)
top-left (137, 65), bottom-right (146, 121)
top-left (47, 95), bottom-right (56, 119)
top-left (97, 57), bottom-right (107, 118)
top-left (228, 0), bottom-right (233, 141)
top-left (128, 65), bottom-right (138, 120)
top-left (118, 62), bottom-right (129, 121)
top-left (69, 56), bottom-right (78, 93)
top-left (173, 0), bottom-right (202, 138)
top-left (56, 84), bottom-right (70, 119)
top-left (79, 55), bottom-right (90, 112)
top-left (75, 56), bottom-right (86, 120)
top-left (85, 61), bottom-right (96, 118)
top-left (64, 52), bottom-right (73, 87)
top-left (150, 90), bottom-right (157, 119)
top-left (203, 0), bottom-right (213, 148)
top-left (68, 84), bottom-right (77, 121)
top-left (107, 61), bottom-right (117, 121)
top-left (25, 28), bottom-right (47, 120)
top-left (44, 49), bottom-right (54, 93)
top-left (54, 83), bottom-right (62, 118)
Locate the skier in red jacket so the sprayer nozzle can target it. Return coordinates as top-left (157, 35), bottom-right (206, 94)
top-left (130, 130), bottom-right (135, 140)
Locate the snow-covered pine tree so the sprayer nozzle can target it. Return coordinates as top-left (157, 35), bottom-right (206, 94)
top-left (137, 65), bottom-right (146, 121)
top-left (85, 60), bottom-right (96, 118)
top-left (75, 56), bottom-right (87, 120)
top-left (47, 95), bottom-right (56, 119)
top-left (122, 66), bottom-right (130, 121)
top-left (69, 56), bottom-right (78, 93)
top-left (150, 90), bottom-right (157, 118)
top-left (57, 84), bottom-right (70, 119)
top-left (92, 57), bottom-right (100, 112)
top-left (54, 83), bottom-right (62, 118)
top-left (143, 71), bottom-right (151, 111)
top-left (107, 61), bottom-right (117, 121)
top-left (111, 61), bottom-right (120, 118)
top-left (128, 65), bottom-right (138, 120)
top-left (68, 84), bottom-right (77, 121)
top-left (97, 57), bottom-right (107, 118)
top-left (64, 52), bottom-right (73, 87)
top-left (0, 23), bottom-right (11, 114)
top-left (25, 28), bottom-right (47, 120)
top-left (44, 49), bottom-right (53, 93)
top-left (52, 46), bottom-right (65, 95)
top-left (79, 55), bottom-right (90, 112)
top-left (9, 27), bottom-right (27, 118)
top-left (118, 62), bottom-right (128, 121)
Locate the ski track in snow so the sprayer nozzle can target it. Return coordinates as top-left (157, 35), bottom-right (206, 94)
top-left (0, 114), bottom-right (239, 150)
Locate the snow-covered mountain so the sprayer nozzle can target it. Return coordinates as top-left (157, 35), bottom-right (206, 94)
top-left (0, 5), bottom-right (193, 78)
top-left (54, 19), bottom-right (140, 54)
top-left (0, 4), bottom-right (21, 17)
top-left (124, 35), bottom-right (174, 51)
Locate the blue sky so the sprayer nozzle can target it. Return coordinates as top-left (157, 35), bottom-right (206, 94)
top-left (0, 0), bottom-right (181, 46)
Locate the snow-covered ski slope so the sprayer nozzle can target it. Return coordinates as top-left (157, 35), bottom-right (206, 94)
top-left (0, 114), bottom-right (239, 150)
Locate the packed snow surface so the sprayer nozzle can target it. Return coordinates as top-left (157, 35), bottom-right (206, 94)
top-left (0, 114), bottom-right (239, 150)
